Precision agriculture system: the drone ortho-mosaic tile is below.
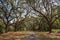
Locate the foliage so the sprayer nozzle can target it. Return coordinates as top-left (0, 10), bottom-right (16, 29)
top-left (0, 0), bottom-right (60, 33)
top-left (0, 25), bottom-right (5, 34)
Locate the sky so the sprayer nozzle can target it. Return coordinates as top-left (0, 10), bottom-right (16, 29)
top-left (55, 0), bottom-right (60, 5)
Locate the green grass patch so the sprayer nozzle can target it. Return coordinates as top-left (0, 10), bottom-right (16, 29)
top-left (52, 29), bottom-right (60, 33)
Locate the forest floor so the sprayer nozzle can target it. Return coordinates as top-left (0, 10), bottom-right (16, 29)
top-left (0, 31), bottom-right (60, 40)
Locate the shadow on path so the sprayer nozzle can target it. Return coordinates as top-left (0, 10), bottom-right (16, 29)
top-left (22, 32), bottom-right (40, 40)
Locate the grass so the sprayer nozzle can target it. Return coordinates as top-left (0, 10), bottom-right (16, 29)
top-left (52, 29), bottom-right (60, 33)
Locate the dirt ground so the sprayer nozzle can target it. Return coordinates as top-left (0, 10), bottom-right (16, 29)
top-left (0, 32), bottom-right (60, 40)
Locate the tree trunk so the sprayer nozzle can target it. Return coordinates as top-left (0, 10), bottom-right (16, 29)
top-left (14, 25), bottom-right (17, 32)
top-left (48, 24), bottom-right (52, 33)
top-left (5, 24), bottom-right (9, 33)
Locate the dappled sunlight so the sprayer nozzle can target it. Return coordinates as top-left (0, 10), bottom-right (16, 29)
top-left (0, 0), bottom-right (60, 40)
top-left (0, 32), bottom-right (60, 40)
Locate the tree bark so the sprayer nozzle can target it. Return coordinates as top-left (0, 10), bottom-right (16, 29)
top-left (5, 24), bottom-right (9, 33)
top-left (48, 24), bottom-right (52, 33)
top-left (14, 23), bottom-right (17, 32)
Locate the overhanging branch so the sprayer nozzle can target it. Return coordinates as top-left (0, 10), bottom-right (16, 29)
top-left (31, 6), bottom-right (49, 23)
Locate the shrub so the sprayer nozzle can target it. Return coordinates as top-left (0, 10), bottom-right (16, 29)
top-left (0, 25), bottom-right (5, 34)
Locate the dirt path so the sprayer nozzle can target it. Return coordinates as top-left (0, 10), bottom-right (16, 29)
top-left (0, 32), bottom-right (40, 40)
top-left (21, 32), bottom-right (39, 40)
top-left (0, 32), bottom-right (60, 40)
